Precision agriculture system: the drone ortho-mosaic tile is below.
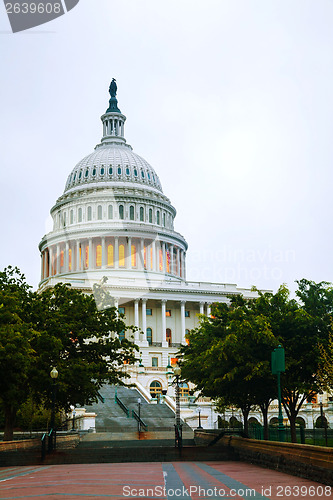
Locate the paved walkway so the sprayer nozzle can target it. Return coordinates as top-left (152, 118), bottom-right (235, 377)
top-left (0, 462), bottom-right (331, 500)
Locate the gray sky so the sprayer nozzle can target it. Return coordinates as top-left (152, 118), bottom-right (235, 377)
top-left (1, 0), bottom-right (333, 294)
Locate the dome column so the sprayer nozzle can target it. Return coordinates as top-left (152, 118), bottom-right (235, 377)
top-left (207, 303), bottom-right (211, 316)
top-left (180, 301), bottom-right (186, 344)
top-left (56, 244), bottom-right (60, 275)
top-left (140, 238), bottom-right (144, 270)
top-left (176, 247), bottom-right (180, 277)
top-left (170, 244), bottom-right (174, 275)
top-left (65, 242), bottom-right (69, 272)
top-left (88, 238), bottom-right (93, 269)
top-left (200, 302), bottom-right (205, 315)
top-left (101, 237), bottom-right (106, 268)
top-left (114, 237), bottom-right (119, 269)
top-left (134, 300), bottom-right (140, 342)
top-left (162, 242), bottom-right (166, 273)
top-left (127, 237), bottom-right (132, 268)
top-left (76, 241), bottom-right (80, 271)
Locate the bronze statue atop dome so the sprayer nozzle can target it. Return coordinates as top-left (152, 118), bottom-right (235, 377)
top-left (109, 78), bottom-right (117, 98)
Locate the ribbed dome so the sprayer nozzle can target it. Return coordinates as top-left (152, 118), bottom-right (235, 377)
top-left (64, 144), bottom-right (163, 194)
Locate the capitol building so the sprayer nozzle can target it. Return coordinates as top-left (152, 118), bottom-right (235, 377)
top-left (38, 81), bottom-right (331, 430)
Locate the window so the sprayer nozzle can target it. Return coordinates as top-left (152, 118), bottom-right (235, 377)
top-left (156, 210), bottom-right (160, 225)
top-left (78, 171), bottom-right (82, 180)
top-left (185, 311), bottom-right (190, 318)
top-left (119, 307), bottom-right (125, 315)
top-left (150, 380), bottom-right (162, 396)
top-left (100, 167), bottom-right (105, 175)
top-left (130, 205), bottom-right (135, 220)
top-left (152, 357), bottom-right (158, 367)
top-left (126, 167), bottom-right (130, 175)
top-left (109, 166), bottom-right (113, 175)
top-left (70, 210), bottom-right (73, 224)
top-left (147, 171), bottom-right (151, 180)
top-left (166, 328), bottom-right (172, 346)
top-left (97, 205), bottom-right (102, 220)
top-left (85, 246), bottom-right (89, 268)
top-left (147, 327), bottom-right (152, 345)
top-left (159, 249), bottom-right (163, 271)
top-left (179, 382), bottom-right (189, 397)
top-left (146, 308), bottom-right (152, 316)
top-left (108, 205), bottom-right (113, 219)
top-left (131, 245), bottom-right (136, 267)
top-left (140, 206), bottom-right (144, 221)
top-left (119, 244), bottom-right (125, 267)
top-left (117, 166), bottom-right (122, 175)
top-left (134, 168), bottom-right (138, 177)
top-left (119, 330), bottom-right (125, 341)
top-left (60, 250), bottom-right (64, 268)
top-left (185, 329), bottom-right (190, 345)
top-left (63, 212), bottom-right (67, 227)
top-left (166, 249), bottom-right (170, 273)
top-left (107, 244), bottom-right (114, 266)
top-left (78, 208), bottom-right (82, 222)
top-left (141, 170), bottom-right (145, 178)
top-left (149, 209), bottom-right (152, 223)
top-left (68, 248), bottom-right (72, 271)
top-left (87, 206), bottom-right (92, 221)
top-left (85, 169), bottom-right (89, 178)
top-left (166, 310), bottom-right (171, 317)
top-left (150, 247), bottom-right (153, 270)
top-left (163, 213), bottom-right (166, 227)
top-left (143, 246), bottom-right (147, 269)
top-left (92, 168), bottom-right (96, 176)
top-left (119, 205), bottom-right (124, 220)
top-left (96, 244), bottom-right (102, 267)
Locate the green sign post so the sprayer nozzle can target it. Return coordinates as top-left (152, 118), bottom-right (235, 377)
top-left (271, 345), bottom-right (285, 442)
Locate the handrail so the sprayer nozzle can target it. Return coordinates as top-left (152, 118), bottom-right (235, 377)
top-left (41, 433), bottom-right (46, 461)
top-left (115, 395), bottom-right (129, 417)
top-left (132, 409), bottom-right (148, 431)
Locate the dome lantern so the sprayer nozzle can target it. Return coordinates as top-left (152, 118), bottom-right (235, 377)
top-left (100, 78), bottom-right (127, 147)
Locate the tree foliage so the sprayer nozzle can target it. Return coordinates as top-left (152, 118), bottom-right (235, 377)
top-left (0, 267), bottom-right (138, 440)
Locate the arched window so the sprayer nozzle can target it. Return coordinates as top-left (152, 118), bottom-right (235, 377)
top-left (87, 206), bottom-right (92, 221)
top-left (166, 328), bottom-right (172, 346)
top-left (97, 205), bottom-right (102, 220)
top-left (119, 244), bottom-right (125, 267)
top-left (78, 208), bottom-right (82, 222)
top-left (60, 250), bottom-right (64, 268)
top-left (140, 206), bottom-right (144, 221)
top-left (100, 167), bottom-right (105, 175)
top-left (108, 205), bottom-right (113, 219)
top-left (117, 166), bottom-right (122, 175)
top-left (150, 381), bottom-right (162, 396)
top-left (147, 327), bottom-right (152, 345)
top-left (131, 245), bottom-right (136, 267)
top-left (68, 248), bottom-right (72, 271)
top-left (156, 210), bottom-right (160, 225)
top-left (70, 210), bottom-right (73, 224)
top-left (130, 205), bottom-right (135, 221)
top-left (149, 208), bottom-right (152, 223)
top-left (179, 382), bottom-right (189, 397)
top-left (107, 244), bottom-right (114, 266)
top-left (63, 213), bottom-right (67, 227)
top-left (119, 205), bottom-right (124, 220)
top-left (96, 244), bottom-right (102, 267)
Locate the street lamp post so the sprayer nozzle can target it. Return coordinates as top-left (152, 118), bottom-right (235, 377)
top-left (173, 365), bottom-right (182, 449)
top-left (137, 398), bottom-right (141, 434)
top-left (271, 345), bottom-right (285, 442)
top-left (320, 402), bottom-right (328, 447)
top-left (72, 409), bottom-right (76, 431)
top-left (197, 406), bottom-right (203, 429)
top-left (49, 367), bottom-right (58, 452)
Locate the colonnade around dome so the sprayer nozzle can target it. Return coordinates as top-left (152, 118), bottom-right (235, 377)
top-left (40, 236), bottom-right (186, 281)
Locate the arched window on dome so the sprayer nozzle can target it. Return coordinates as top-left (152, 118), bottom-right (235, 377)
top-left (141, 170), bottom-right (145, 179)
top-left (140, 206), bottom-right (144, 222)
top-left (156, 210), bottom-right (160, 225)
top-left (85, 246), bottom-right (89, 269)
top-left (78, 208), bottom-right (82, 223)
top-left (108, 205), bottom-right (113, 219)
top-left (96, 244), bottom-right (102, 267)
top-left (131, 245), bottom-right (136, 267)
top-left (119, 244), bottom-right (125, 267)
top-left (69, 248), bottom-right (72, 271)
top-left (134, 168), bottom-right (138, 177)
top-left (70, 210), bottom-right (73, 225)
top-left (85, 169), bottom-right (89, 178)
top-left (87, 206), bottom-right (92, 221)
top-left (146, 327), bottom-right (152, 345)
top-left (97, 205), bottom-right (102, 220)
top-left (126, 167), bottom-right (130, 176)
top-left (107, 244), bottom-right (114, 266)
top-left (149, 209), bottom-right (152, 223)
top-left (159, 249), bottom-right (163, 271)
top-left (119, 205), bottom-right (124, 220)
top-left (100, 166), bottom-right (105, 175)
top-left (130, 206), bottom-right (135, 221)
top-left (117, 166), bottom-right (122, 175)
top-left (109, 166), bottom-right (113, 175)
top-left (166, 328), bottom-right (172, 347)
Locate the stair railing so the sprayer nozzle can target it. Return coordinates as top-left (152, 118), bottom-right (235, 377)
top-left (115, 394), bottom-right (130, 417)
top-left (132, 409), bottom-right (148, 431)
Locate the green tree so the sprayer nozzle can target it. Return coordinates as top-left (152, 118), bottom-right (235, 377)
top-left (317, 329), bottom-right (333, 393)
top-left (0, 267), bottom-right (138, 440)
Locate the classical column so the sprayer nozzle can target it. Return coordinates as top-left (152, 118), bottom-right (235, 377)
top-left (101, 237), bottom-right (106, 268)
top-left (115, 236), bottom-right (119, 269)
top-left (161, 299), bottom-right (167, 344)
top-left (141, 238), bottom-right (145, 270)
top-left (207, 303), bottom-right (211, 317)
top-left (162, 242), bottom-right (166, 273)
top-left (180, 301), bottom-right (186, 344)
top-left (200, 302), bottom-right (205, 315)
top-left (142, 299), bottom-right (147, 334)
top-left (56, 244), bottom-right (60, 275)
top-left (128, 237), bottom-right (132, 268)
top-left (114, 297), bottom-right (119, 312)
top-left (134, 299), bottom-right (140, 342)
top-left (49, 247), bottom-right (53, 276)
top-left (88, 238), bottom-right (93, 269)
top-left (76, 241), bottom-right (80, 271)
top-left (153, 240), bottom-right (157, 271)
top-left (40, 253), bottom-right (44, 280)
top-left (65, 242), bottom-right (69, 273)
top-left (176, 247), bottom-right (180, 276)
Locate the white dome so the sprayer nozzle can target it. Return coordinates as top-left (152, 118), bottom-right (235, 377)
top-left (64, 144), bottom-right (163, 194)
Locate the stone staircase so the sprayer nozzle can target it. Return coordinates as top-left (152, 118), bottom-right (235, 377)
top-left (85, 385), bottom-right (192, 433)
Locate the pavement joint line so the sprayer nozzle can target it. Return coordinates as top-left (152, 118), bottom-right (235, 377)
top-left (0, 465), bottom-right (51, 483)
top-left (196, 463), bottom-right (269, 500)
top-left (0, 495), bottom-right (163, 499)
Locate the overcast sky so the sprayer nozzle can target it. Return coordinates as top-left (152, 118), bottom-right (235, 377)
top-left (1, 0), bottom-right (333, 295)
